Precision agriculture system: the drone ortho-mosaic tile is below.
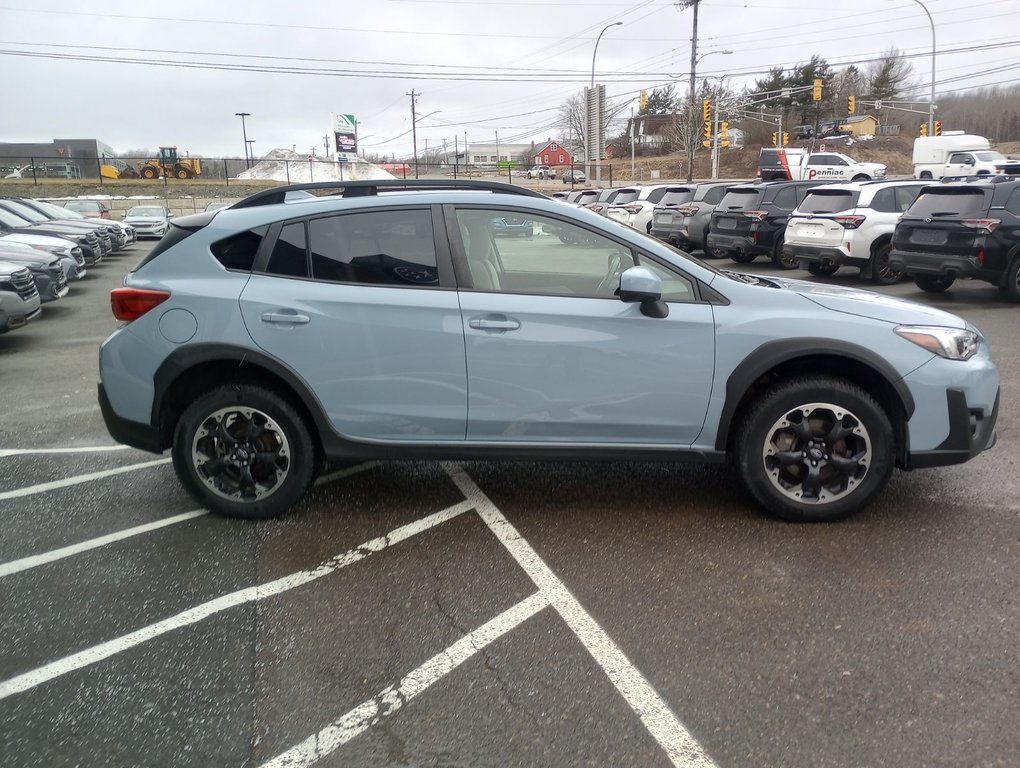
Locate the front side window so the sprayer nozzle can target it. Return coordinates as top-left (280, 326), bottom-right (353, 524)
top-left (308, 209), bottom-right (438, 287)
top-left (948, 153), bottom-right (974, 165)
top-left (634, 254), bottom-right (695, 302)
top-left (455, 208), bottom-right (633, 297)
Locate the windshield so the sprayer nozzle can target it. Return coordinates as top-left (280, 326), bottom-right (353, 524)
top-left (718, 188), bottom-right (764, 210)
top-left (905, 188), bottom-right (989, 218)
top-left (659, 188), bottom-right (694, 206)
top-left (64, 201), bottom-right (96, 211)
top-left (1, 201), bottom-right (48, 223)
top-left (128, 206), bottom-right (167, 217)
top-left (798, 190), bottom-right (857, 214)
top-left (974, 152), bottom-right (1006, 162)
top-left (36, 201), bottom-right (77, 219)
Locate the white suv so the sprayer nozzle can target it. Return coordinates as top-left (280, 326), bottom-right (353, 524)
top-left (526, 165), bottom-right (556, 180)
top-left (605, 184), bottom-right (674, 233)
top-left (783, 179), bottom-right (926, 285)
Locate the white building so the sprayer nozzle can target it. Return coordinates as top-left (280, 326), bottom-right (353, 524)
top-left (466, 142), bottom-right (531, 165)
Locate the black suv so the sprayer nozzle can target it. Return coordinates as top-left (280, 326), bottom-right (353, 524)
top-left (889, 176), bottom-right (1020, 302)
top-left (706, 180), bottom-right (824, 268)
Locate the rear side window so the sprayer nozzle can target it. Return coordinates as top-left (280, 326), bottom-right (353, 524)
top-left (719, 189), bottom-right (763, 210)
top-left (702, 186), bottom-right (728, 205)
top-left (894, 185), bottom-right (924, 212)
top-left (646, 188), bottom-right (669, 205)
top-left (660, 188), bottom-right (694, 206)
top-left (771, 187), bottom-right (797, 210)
top-left (309, 209), bottom-right (438, 287)
top-left (1004, 188), bottom-right (1020, 215)
top-left (266, 222), bottom-right (308, 277)
top-left (799, 190), bottom-right (856, 214)
top-left (906, 189), bottom-right (989, 218)
top-left (212, 229), bottom-right (266, 271)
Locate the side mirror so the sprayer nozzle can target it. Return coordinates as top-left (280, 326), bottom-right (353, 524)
top-left (619, 266), bottom-right (668, 318)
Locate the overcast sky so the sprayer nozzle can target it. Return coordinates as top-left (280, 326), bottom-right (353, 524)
top-left (1, 0), bottom-right (1016, 159)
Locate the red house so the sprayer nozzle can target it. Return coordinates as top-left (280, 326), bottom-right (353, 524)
top-left (532, 140), bottom-right (577, 166)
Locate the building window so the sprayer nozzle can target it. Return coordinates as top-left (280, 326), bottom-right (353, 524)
top-left (558, 154), bottom-right (564, 163)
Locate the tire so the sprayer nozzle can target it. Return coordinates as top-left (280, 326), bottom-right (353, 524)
top-left (913, 274), bottom-right (955, 293)
top-left (140, 165), bottom-right (159, 179)
top-left (807, 262), bottom-right (839, 277)
top-left (869, 242), bottom-right (903, 285)
top-left (730, 251), bottom-right (756, 264)
top-left (919, 171), bottom-right (933, 180)
top-left (735, 377), bottom-right (895, 522)
top-left (770, 234), bottom-right (798, 270)
top-left (1002, 256), bottom-right (1020, 303)
top-left (175, 166), bottom-right (192, 179)
top-left (172, 384), bottom-right (316, 519)
top-left (851, 174), bottom-right (870, 182)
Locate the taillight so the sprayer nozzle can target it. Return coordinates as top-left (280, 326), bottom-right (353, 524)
top-left (623, 204), bottom-right (643, 215)
top-left (962, 218), bottom-right (1000, 233)
top-left (834, 215), bottom-right (866, 229)
top-left (110, 287), bottom-right (171, 321)
top-left (744, 210), bottom-right (768, 221)
top-left (676, 205), bottom-right (699, 216)
top-left (977, 248), bottom-right (985, 265)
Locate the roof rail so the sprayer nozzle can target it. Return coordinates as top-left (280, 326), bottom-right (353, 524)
top-left (230, 179), bottom-right (547, 209)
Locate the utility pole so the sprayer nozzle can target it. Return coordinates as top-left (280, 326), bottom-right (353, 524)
top-left (424, 138), bottom-right (428, 172)
top-left (711, 91), bottom-right (720, 179)
top-left (407, 90), bottom-right (420, 178)
top-left (686, 0), bottom-right (700, 182)
top-left (495, 130), bottom-right (500, 168)
top-left (323, 135), bottom-right (330, 158)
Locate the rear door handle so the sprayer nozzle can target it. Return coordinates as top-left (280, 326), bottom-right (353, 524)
top-left (261, 311), bottom-right (310, 325)
top-left (468, 314), bottom-right (521, 332)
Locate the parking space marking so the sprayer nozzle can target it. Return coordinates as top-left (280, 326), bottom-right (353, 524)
top-left (0, 445), bottom-right (130, 458)
top-left (259, 592), bottom-right (550, 768)
top-left (0, 498), bottom-right (475, 701)
top-left (0, 509), bottom-right (208, 579)
top-left (447, 467), bottom-right (717, 768)
top-left (0, 457), bottom-right (172, 502)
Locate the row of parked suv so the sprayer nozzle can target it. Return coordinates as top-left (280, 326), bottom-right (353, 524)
top-left (0, 197), bottom-right (137, 334)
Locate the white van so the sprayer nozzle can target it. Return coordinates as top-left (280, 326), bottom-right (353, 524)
top-left (912, 132), bottom-right (1020, 179)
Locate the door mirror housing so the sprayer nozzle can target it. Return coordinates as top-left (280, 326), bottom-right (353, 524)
top-left (619, 266), bottom-right (668, 318)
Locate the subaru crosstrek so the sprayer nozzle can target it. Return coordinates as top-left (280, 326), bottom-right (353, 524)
top-left (99, 180), bottom-right (1000, 523)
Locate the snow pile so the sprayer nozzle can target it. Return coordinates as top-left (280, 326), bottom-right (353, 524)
top-left (237, 148), bottom-right (394, 183)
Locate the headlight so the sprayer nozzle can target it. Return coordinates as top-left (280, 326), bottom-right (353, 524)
top-left (895, 325), bottom-right (980, 360)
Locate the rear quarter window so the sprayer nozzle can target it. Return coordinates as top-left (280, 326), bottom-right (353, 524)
top-left (906, 189), bottom-right (990, 218)
top-left (211, 228), bottom-right (267, 271)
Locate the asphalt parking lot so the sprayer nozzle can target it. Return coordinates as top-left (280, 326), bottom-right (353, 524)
top-left (1, 240), bottom-right (1018, 768)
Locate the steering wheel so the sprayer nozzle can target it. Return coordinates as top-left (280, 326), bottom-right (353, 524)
top-left (595, 252), bottom-right (627, 296)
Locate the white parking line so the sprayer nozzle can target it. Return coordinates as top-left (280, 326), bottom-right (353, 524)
top-left (447, 467), bottom-right (717, 768)
top-left (0, 509), bottom-right (208, 579)
top-left (259, 592), bottom-right (550, 768)
top-left (0, 458), bottom-right (172, 502)
top-left (0, 498), bottom-right (474, 701)
top-left (0, 446), bottom-right (130, 458)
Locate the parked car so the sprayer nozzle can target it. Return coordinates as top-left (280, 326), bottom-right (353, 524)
top-left (19, 198), bottom-right (136, 248)
top-left (583, 187), bottom-right (622, 216)
top-left (98, 179), bottom-right (999, 524)
top-left (0, 260), bottom-right (42, 332)
top-left (792, 125), bottom-right (814, 140)
top-left (0, 198), bottom-right (115, 256)
top-left (63, 200), bottom-right (112, 219)
top-left (0, 244), bottom-right (69, 302)
top-left (0, 205), bottom-right (103, 265)
top-left (123, 205), bottom-right (173, 238)
top-left (0, 232), bottom-right (85, 281)
top-left (889, 175), bottom-right (1020, 301)
top-left (651, 180), bottom-right (747, 254)
top-left (526, 165), bottom-right (556, 180)
top-left (783, 179), bottom-right (926, 284)
top-left (562, 169), bottom-right (587, 184)
top-left (490, 214), bottom-right (533, 237)
top-left (205, 202), bottom-right (231, 212)
top-left (606, 184), bottom-right (674, 234)
top-left (707, 180), bottom-right (825, 268)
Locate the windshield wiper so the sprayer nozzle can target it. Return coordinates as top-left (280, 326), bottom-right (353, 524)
top-left (722, 270), bottom-right (762, 285)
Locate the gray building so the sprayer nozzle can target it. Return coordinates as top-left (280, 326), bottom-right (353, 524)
top-left (0, 138), bottom-right (116, 179)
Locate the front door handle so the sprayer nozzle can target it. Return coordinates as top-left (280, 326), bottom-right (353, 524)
top-left (261, 311), bottom-right (310, 325)
top-left (468, 314), bottom-right (521, 332)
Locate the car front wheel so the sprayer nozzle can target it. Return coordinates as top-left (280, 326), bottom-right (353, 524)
top-left (735, 377), bottom-right (894, 522)
top-left (172, 384), bottom-right (316, 519)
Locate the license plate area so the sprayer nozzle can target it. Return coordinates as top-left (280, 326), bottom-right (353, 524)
top-left (912, 229), bottom-right (947, 245)
top-left (717, 218), bottom-right (737, 230)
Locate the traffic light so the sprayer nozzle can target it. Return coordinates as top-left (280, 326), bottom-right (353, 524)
top-left (919, 123), bottom-right (928, 136)
top-left (704, 120), bottom-right (712, 143)
top-left (639, 90), bottom-right (648, 111)
top-left (720, 120), bottom-right (729, 147)
top-left (783, 131), bottom-right (790, 146)
top-left (702, 98), bottom-right (711, 123)
top-left (847, 95), bottom-right (855, 115)
top-left (772, 132), bottom-right (778, 146)
top-left (812, 78), bottom-right (823, 101)
top-left (934, 120), bottom-right (942, 136)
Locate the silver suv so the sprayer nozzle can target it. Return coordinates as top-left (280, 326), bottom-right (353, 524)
top-left (784, 179), bottom-right (926, 284)
top-left (98, 180), bottom-right (999, 523)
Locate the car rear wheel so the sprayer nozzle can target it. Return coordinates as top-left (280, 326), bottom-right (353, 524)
top-left (735, 377), bottom-right (894, 522)
top-left (172, 384), bottom-right (316, 519)
top-left (771, 235), bottom-right (798, 270)
top-left (870, 242), bottom-right (903, 285)
top-left (807, 262), bottom-right (839, 277)
top-left (1001, 256), bottom-right (1020, 303)
top-left (914, 274), bottom-right (955, 293)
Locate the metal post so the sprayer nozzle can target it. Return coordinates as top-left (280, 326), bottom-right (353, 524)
top-left (904, 0), bottom-right (937, 135)
top-left (407, 90), bottom-right (420, 179)
top-left (97, 157), bottom-right (104, 185)
top-left (711, 94), bottom-right (720, 179)
top-left (687, 0), bottom-right (700, 182)
top-left (235, 112), bottom-right (251, 168)
top-left (608, 165), bottom-right (613, 186)
top-left (224, 158), bottom-right (229, 185)
top-left (31, 157), bottom-right (37, 185)
top-left (630, 108), bottom-right (635, 179)
top-left (285, 160), bottom-right (290, 184)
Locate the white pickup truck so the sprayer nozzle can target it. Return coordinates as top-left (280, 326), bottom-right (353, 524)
top-left (912, 132), bottom-right (1020, 179)
top-left (759, 148), bottom-right (886, 182)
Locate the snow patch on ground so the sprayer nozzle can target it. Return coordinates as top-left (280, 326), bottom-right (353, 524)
top-left (238, 148), bottom-right (394, 183)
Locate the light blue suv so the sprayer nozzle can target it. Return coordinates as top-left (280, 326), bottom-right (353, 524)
top-left (98, 180), bottom-right (1000, 522)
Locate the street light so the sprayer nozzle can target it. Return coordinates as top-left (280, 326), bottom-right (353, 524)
top-left (590, 21), bottom-right (623, 183)
top-left (235, 112), bottom-right (251, 168)
top-left (900, 0), bottom-right (936, 135)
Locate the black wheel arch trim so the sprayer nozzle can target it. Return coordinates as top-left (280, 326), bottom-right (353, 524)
top-left (714, 338), bottom-right (916, 452)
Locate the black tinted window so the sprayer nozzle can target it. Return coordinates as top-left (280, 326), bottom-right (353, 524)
top-left (868, 188), bottom-right (896, 213)
top-left (1005, 189), bottom-right (1020, 215)
top-left (719, 189), bottom-right (763, 210)
top-left (212, 229), bottom-right (265, 271)
top-left (906, 189), bottom-right (989, 218)
top-left (799, 190), bottom-right (856, 214)
top-left (894, 185), bottom-right (924, 212)
top-left (646, 188), bottom-right (669, 204)
top-left (703, 186), bottom-right (728, 205)
top-left (266, 222), bottom-right (308, 277)
top-left (309, 209), bottom-right (438, 287)
top-left (771, 187), bottom-right (797, 210)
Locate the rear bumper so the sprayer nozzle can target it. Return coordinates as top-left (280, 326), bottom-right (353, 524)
top-left (98, 382), bottom-right (164, 454)
top-left (906, 388), bottom-right (999, 469)
top-left (706, 232), bottom-right (765, 256)
top-left (888, 249), bottom-right (982, 279)
top-left (784, 242), bottom-right (860, 267)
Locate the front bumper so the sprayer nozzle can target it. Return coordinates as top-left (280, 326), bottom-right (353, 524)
top-left (906, 388), bottom-right (999, 469)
